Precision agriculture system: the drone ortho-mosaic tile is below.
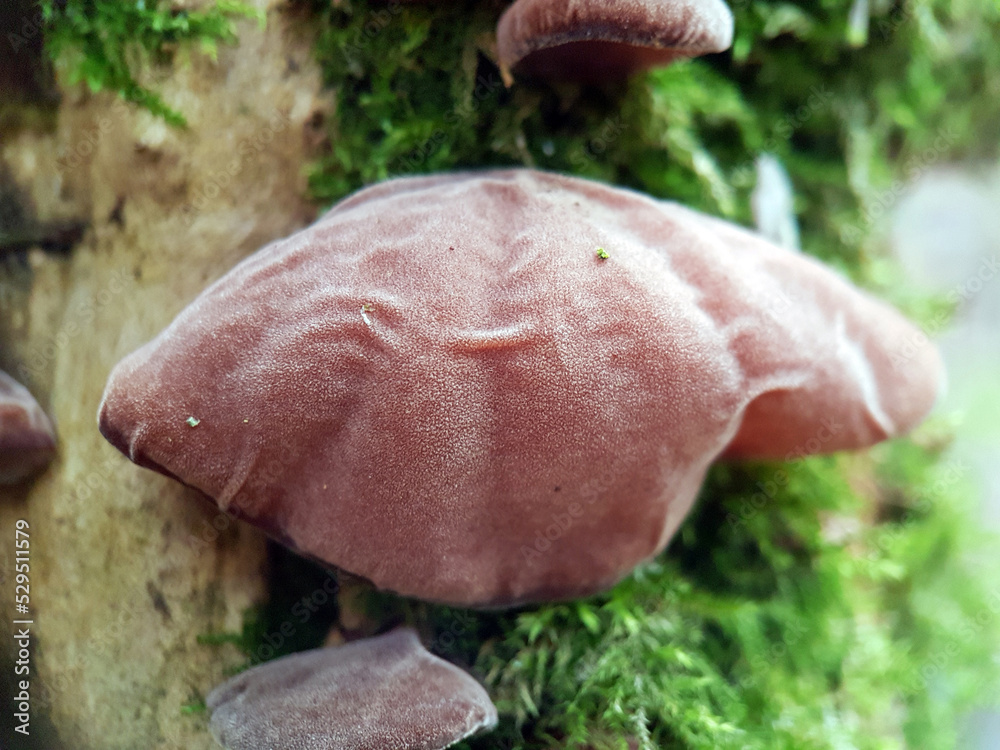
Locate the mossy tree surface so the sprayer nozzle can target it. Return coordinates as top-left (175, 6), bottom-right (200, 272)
top-left (40, 0), bottom-right (1000, 748)
top-left (39, 0), bottom-right (262, 126)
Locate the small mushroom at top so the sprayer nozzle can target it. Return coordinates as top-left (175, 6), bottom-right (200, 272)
top-left (496, 0), bottom-right (734, 82)
top-left (0, 370), bottom-right (56, 484)
top-left (207, 628), bottom-right (497, 750)
top-left (98, 169), bottom-right (941, 608)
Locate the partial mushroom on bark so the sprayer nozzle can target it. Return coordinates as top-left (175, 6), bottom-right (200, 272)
top-left (98, 169), bottom-right (941, 609)
top-left (207, 628), bottom-right (497, 750)
top-left (496, 0), bottom-right (735, 82)
top-left (1, 370), bottom-right (56, 484)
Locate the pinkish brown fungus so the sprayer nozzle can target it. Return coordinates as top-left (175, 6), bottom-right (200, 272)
top-left (496, 0), bottom-right (734, 82)
top-left (207, 628), bottom-right (497, 750)
top-left (1, 370), bottom-right (56, 484)
top-left (98, 169), bottom-right (941, 608)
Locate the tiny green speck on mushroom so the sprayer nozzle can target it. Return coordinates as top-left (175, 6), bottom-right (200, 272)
top-left (596, 247), bottom-right (609, 259)
top-left (186, 417), bottom-right (201, 427)
top-left (180, 699), bottom-right (207, 715)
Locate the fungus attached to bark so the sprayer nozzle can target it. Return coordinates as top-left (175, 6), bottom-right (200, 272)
top-left (207, 628), bottom-right (497, 750)
top-left (98, 169), bottom-right (941, 608)
top-left (1, 370), bottom-right (56, 484)
top-left (496, 0), bottom-right (734, 82)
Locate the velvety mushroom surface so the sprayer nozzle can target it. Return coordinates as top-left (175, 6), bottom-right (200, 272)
top-left (496, 0), bottom-right (734, 81)
top-left (1, 370), bottom-right (56, 484)
top-left (207, 628), bottom-right (497, 750)
top-left (98, 169), bottom-right (941, 606)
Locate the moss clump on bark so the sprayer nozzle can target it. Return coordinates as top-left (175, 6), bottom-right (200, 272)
top-left (39, 0), bottom-right (262, 126)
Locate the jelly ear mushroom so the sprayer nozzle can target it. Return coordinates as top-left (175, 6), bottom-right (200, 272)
top-left (669, 208), bottom-right (944, 461)
top-left (496, 0), bottom-right (734, 82)
top-left (207, 628), bottom-right (497, 750)
top-left (1, 370), bottom-right (56, 484)
top-left (98, 169), bottom-right (940, 608)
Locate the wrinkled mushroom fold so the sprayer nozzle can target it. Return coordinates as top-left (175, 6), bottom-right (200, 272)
top-left (207, 628), bottom-right (497, 750)
top-left (1, 370), bottom-right (56, 484)
top-left (98, 169), bottom-right (941, 607)
top-left (497, 0), bottom-right (735, 81)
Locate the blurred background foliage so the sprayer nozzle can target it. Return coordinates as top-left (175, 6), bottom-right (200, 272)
top-left (39, 0), bottom-right (1000, 747)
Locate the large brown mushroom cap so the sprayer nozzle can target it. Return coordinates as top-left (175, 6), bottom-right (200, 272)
top-left (496, 0), bottom-right (734, 82)
top-left (98, 169), bottom-right (941, 607)
top-left (207, 628), bottom-right (497, 750)
top-left (1, 370), bottom-right (56, 484)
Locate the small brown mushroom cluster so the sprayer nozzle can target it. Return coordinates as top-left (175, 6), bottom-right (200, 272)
top-left (1, 370), bottom-right (56, 484)
top-left (100, 170), bottom-right (939, 749)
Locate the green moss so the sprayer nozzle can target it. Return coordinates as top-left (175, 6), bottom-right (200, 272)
top-left (40, 0), bottom-right (262, 126)
top-left (179, 699), bottom-right (207, 716)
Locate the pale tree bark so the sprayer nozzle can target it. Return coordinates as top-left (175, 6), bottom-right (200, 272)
top-left (0, 2), bottom-right (331, 747)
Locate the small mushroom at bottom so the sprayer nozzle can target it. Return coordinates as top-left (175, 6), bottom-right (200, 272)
top-left (207, 628), bottom-right (498, 750)
top-left (0, 370), bottom-right (56, 484)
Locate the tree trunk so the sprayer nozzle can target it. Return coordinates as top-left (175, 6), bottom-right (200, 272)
top-left (0, 2), bottom-right (330, 747)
